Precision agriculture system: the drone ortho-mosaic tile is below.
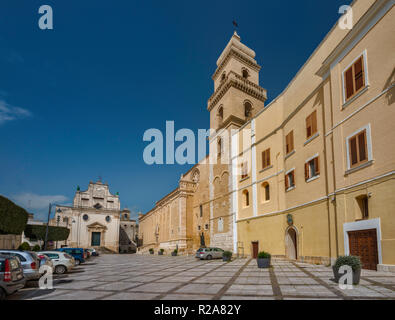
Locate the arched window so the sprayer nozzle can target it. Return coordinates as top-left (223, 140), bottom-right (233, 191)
top-left (244, 101), bottom-right (252, 118)
top-left (218, 217), bottom-right (224, 232)
top-left (261, 182), bottom-right (270, 202)
top-left (242, 68), bottom-right (249, 79)
top-left (242, 190), bottom-right (249, 207)
top-left (217, 137), bottom-right (223, 158)
top-left (218, 106), bottom-right (223, 123)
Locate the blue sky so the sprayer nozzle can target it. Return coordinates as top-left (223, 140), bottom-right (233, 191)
top-left (0, 0), bottom-right (351, 221)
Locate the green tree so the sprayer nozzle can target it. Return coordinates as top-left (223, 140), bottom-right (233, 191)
top-left (0, 195), bottom-right (28, 234)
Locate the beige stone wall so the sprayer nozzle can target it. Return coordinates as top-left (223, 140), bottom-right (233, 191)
top-left (235, 0), bottom-right (395, 269)
top-left (0, 234), bottom-right (22, 250)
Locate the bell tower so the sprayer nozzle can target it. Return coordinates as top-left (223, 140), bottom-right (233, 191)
top-left (206, 32), bottom-right (267, 253)
top-left (208, 31), bottom-right (267, 131)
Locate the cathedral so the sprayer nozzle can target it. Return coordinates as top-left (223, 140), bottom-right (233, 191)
top-left (138, 31), bottom-right (267, 255)
top-left (54, 180), bottom-right (137, 253)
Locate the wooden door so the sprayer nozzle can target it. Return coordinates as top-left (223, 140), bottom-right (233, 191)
top-left (348, 229), bottom-right (378, 270)
top-left (91, 232), bottom-right (101, 247)
top-left (251, 241), bottom-right (259, 258)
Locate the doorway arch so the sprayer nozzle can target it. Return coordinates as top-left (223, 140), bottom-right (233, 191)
top-left (285, 226), bottom-right (298, 260)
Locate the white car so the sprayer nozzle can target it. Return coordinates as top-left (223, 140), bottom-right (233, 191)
top-left (38, 251), bottom-right (75, 274)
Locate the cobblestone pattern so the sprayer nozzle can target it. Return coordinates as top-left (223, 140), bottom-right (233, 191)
top-left (7, 255), bottom-right (395, 300)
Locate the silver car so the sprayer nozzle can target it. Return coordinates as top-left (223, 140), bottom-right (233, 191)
top-left (196, 247), bottom-right (224, 260)
top-left (0, 250), bottom-right (41, 280)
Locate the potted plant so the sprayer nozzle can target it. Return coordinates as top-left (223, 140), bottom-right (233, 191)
top-left (171, 249), bottom-right (178, 256)
top-left (257, 251), bottom-right (271, 268)
top-left (158, 248), bottom-right (164, 255)
top-left (222, 251), bottom-right (232, 262)
top-left (332, 256), bottom-right (362, 285)
top-left (149, 248), bottom-right (154, 255)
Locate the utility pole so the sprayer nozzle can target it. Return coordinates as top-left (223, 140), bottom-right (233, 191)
top-left (56, 214), bottom-right (60, 249)
top-left (44, 203), bottom-right (52, 250)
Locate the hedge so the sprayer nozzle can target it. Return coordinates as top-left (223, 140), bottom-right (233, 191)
top-left (0, 195), bottom-right (29, 234)
top-left (24, 224), bottom-right (70, 241)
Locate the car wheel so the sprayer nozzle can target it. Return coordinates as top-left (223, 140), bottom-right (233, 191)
top-left (206, 255), bottom-right (212, 260)
top-left (55, 265), bottom-right (67, 274)
top-left (75, 259), bottom-right (81, 265)
top-left (0, 289), bottom-right (6, 300)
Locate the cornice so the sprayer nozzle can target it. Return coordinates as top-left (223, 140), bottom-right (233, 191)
top-left (212, 48), bottom-right (261, 81)
top-left (207, 71), bottom-right (267, 111)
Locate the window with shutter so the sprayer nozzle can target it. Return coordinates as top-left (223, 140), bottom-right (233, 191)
top-left (306, 112), bottom-right (317, 139)
top-left (262, 148), bottom-right (271, 169)
top-left (343, 54), bottom-right (366, 102)
top-left (305, 156), bottom-right (320, 180)
top-left (348, 130), bottom-right (368, 168)
top-left (285, 170), bottom-right (295, 190)
top-left (241, 162), bottom-right (248, 179)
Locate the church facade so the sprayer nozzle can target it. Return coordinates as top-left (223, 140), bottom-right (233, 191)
top-left (54, 181), bottom-right (135, 253)
top-left (139, 0), bottom-right (395, 271)
top-left (138, 30), bottom-right (267, 254)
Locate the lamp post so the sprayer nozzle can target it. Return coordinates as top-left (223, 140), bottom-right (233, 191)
top-left (44, 203), bottom-right (52, 250)
top-left (56, 214), bottom-right (60, 249)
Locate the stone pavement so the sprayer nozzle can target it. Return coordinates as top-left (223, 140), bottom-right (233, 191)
top-left (7, 254), bottom-right (395, 300)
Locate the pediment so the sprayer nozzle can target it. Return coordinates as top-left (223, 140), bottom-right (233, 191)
top-left (87, 222), bottom-right (107, 230)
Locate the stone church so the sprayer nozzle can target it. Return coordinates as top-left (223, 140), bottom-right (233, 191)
top-left (54, 180), bottom-right (137, 253)
top-left (138, 31), bottom-right (267, 255)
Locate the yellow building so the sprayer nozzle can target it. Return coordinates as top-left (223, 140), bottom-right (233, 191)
top-left (139, 0), bottom-right (395, 271)
top-left (234, 0), bottom-right (395, 271)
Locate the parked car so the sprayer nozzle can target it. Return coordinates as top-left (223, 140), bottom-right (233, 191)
top-left (195, 247), bottom-right (224, 260)
top-left (38, 251), bottom-right (75, 274)
top-left (87, 248), bottom-right (99, 256)
top-left (0, 254), bottom-right (26, 300)
top-left (0, 250), bottom-right (41, 280)
top-left (35, 253), bottom-right (54, 272)
top-left (56, 248), bottom-right (85, 265)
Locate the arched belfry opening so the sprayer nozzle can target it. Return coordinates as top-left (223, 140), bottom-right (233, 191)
top-left (285, 226), bottom-right (298, 260)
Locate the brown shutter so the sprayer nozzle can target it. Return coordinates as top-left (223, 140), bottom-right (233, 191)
top-left (305, 162), bottom-right (309, 180)
top-left (290, 131), bottom-right (294, 151)
top-left (292, 171), bottom-right (295, 186)
top-left (306, 115), bottom-right (311, 138)
top-left (285, 173), bottom-right (289, 190)
top-left (285, 134), bottom-right (289, 154)
top-left (267, 148), bottom-right (271, 166)
top-left (312, 111), bottom-right (317, 135)
top-left (354, 57), bottom-right (364, 92)
top-left (345, 67), bottom-right (354, 99)
top-left (350, 136), bottom-right (358, 166)
top-left (262, 151), bottom-right (265, 168)
top-left (315, 156), bottom-right (320, 175)
top-left (358, 131), bottom-right (367, 162)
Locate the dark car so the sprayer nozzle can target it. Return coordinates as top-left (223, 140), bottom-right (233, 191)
top-left (56, 248), bottom-right (85, 265)
top-left (0, 254), bottom-right (26, 300)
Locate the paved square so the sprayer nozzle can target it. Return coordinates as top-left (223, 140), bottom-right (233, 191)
top-left (7, 254), bottom-right (395, 300)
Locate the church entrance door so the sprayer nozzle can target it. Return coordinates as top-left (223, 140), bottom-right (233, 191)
top-left (91, 232), bottom-right (101, 246)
